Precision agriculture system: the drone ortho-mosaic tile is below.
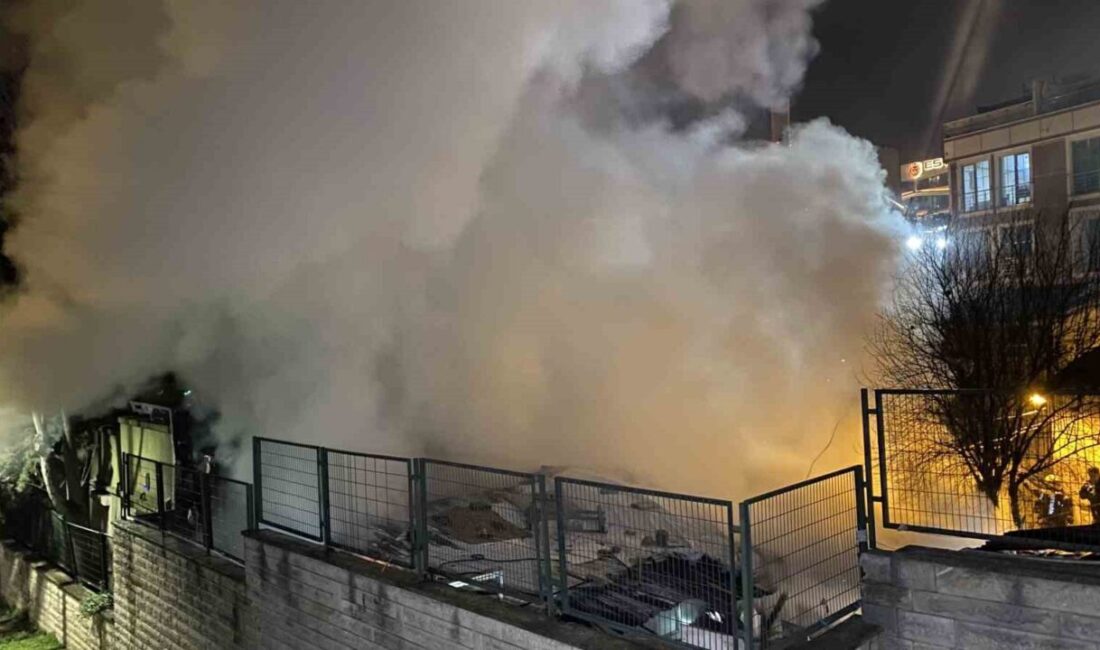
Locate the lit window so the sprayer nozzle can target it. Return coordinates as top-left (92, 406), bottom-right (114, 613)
top-left (961, 160), bottom-right (991, 212)
top-left (1000, 152), bottom-right (1031, 206)
top-left (1072, 137), bottom-right (1100, 195)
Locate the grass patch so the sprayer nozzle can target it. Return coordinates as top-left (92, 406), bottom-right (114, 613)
top-left (0, 607), bottom-right (61, 650)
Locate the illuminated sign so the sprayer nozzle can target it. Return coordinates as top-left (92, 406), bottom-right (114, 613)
top-left (902, 157), bottom-right (946, 181)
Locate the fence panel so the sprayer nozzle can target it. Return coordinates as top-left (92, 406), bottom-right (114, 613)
top-left (122, 453), bottom-right (255, 564)
top-left (123, 454), bottom-right (169, 526)
top-left (163, 464), bottom-right (206, 548)
top-left (739, 467), bottom-right (864, 648)
top-left (422, 460), bottom-right (549, 601)
top-left (47, 512), bottom-right (74, 573)
top-left (325, 450), bottom-right (415, 567)
top-left (555, 477), bottom-right (737, 649)
top-left (876, 389), bottom-right (1100, 552)
top-left (254, 437), bottom-right (323, 541)
top-left (210, 477), bottom-right (254, 562)
top-left (66, 521), bottom-right (110, 592)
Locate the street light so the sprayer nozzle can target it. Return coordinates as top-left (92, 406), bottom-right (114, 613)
top-left (1029, 393), bottom-right (1048, 408)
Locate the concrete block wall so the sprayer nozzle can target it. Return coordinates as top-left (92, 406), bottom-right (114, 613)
top-left (5, 521), bottom-right (646, 650)
top-left (111, 520), bottom-right (256, 649)
top-left (245, 530), bottom-right (620, 650)
top-left (0, 540), bottom-right (112, 650)
top-left (862, 545), bottom-right (1100, 649)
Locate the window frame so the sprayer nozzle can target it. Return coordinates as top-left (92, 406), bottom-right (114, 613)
top-left (998, 149), bottom-right (1032, 207)
top-left (1068, 130), bottom-right (1100, 199)
top-left (959, 155), bottom-right (993, 214)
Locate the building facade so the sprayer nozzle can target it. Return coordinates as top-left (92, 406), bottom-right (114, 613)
top-left (943, 77), bottom-right (1100, 252)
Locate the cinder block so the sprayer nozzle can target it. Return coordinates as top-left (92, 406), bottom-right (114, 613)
top-left (862, 603), bottom-right (898, 636)
top-left (862, 552), bottom-right (892, 584)
top-left (911, 590), bottom-right (1057, 636)
top-left (1019, 578), bottom-right (1100, 618)
top-left (1060, 612), bottom-right (1100, 642)
top-left (934, 565), bottom-right (1019, 604)
top-left (896, 610), bottom-right (955, 647)
top-left (956, 621), bottom-right (1095, 650)
top-left (865, 582), bottom-right (912, 609)
top-left (894, 559), bottom-right (937, 592)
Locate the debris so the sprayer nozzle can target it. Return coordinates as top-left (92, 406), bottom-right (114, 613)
top-left (565, 508), bottom-right (607, 533)
top-left (431, 505), bottom-right (528, 544)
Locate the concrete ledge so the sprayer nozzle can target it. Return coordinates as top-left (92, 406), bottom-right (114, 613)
top-left (797, 615), bottom-right (880, 650)
top-left (889, 545), bottom-right (1100, 585)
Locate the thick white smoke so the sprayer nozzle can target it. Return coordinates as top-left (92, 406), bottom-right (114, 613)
top-left (2, 0), bottom-right (902, 497)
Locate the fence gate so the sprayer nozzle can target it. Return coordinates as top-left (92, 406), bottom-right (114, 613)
top-left (253, 437), bottom-right (324, 541)
top-left (863, 388), bottom-right (1100, 552)
top-left (739, 466), bottom-right (866, 648)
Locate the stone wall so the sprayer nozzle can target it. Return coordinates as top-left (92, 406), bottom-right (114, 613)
top-left (245, 530), bottom-right (646, 650)
top-left (862, 545), bottom-right (1100, 649)
top-left (9, 521), bottom-right (645, 650)
top-left (0, 540), bottom-right (112, 650)
top-left (110, 520), bottom-right (255, 650)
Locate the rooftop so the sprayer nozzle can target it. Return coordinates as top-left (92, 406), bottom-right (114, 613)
top-left (945, 76), bottom-right (1100, 140)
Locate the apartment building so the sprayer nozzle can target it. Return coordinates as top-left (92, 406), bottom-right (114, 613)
top-left (943, 76), bottom-right (1100, 254)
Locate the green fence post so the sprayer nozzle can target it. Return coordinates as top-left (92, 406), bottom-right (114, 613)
top-left (534, 474), bottom-right (553, 614)
top-left (318, 447), bottom-right (331, 546)
top-left (554, 478), bottom-right (569, 617)
top-left (855, 466), bottom-right (869, 554)
top-left (860, 389), bottom-right (877, 549)
top-left (252, 438), bottom-right (264, 528)
top-left (740, 501), bottom-right (755, 650)
top-left (727, 503), bottom-right (739, 643)
top-left (200, 470), bottom-right (214, 552)
top-left (155, 462), bottom-right (166, 531)
top-left (414, 459), bottom-right (430, 577)
top-left (245, 484), bottom-right (257, 530)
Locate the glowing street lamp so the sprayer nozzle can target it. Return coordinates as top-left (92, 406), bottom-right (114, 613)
top-left (1028, 393), bottom-right (1048, 408)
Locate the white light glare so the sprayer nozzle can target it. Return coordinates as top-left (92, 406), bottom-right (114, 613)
top-left (905, 236), bottom-right (923, 251)
top-left (935, 236), bottom-right (948, 250)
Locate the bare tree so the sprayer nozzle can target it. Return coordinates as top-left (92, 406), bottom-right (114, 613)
top-left (872, 211), bottom-right (1100, 526)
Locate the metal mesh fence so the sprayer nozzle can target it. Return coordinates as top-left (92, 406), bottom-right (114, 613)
top-left (210, 477), bottom-right (254, 562)
top-left (739, 467), bottom-right (864, 648)
top-left (163, 464), bottom-right (206, 547)
top-left (254, 437), bottom-right (322, 540)
top-left (48, 511), bottom-right (73, 572)
top-left (124, 453), bottom-right (168, 526)
top-left (423, 460), bottom-right (549, 600)
top-left (326, 450), bottom-right (414, 567)
top-left (875, 389), bottom-right (1100, 551)
top-left (554, 478), bottom-right (737, 649)
top-left (245, 436), bottom-right (868, 645)
top-left (67, 521), bottom-right (110, 592)
top-left (122, 454), bottom-right (255, 564)
top-left (2, 489), bottom-right (110, 593)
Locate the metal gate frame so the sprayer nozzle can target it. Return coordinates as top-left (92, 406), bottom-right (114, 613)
top-left (862, 387), bottom-right (1100, 550)
top-left (739, 466), bottom-right (867, 648)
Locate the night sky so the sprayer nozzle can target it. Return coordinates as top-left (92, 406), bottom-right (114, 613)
top-left (797, 0), bottom-right (1100, 163)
